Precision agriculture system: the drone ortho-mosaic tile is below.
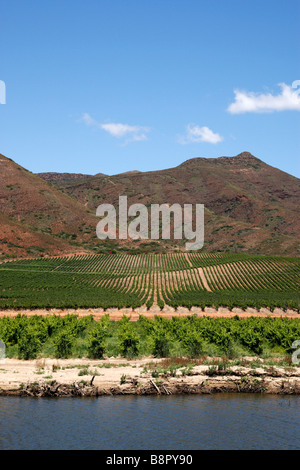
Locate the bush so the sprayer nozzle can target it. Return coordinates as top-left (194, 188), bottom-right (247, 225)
top-left (153, 334), bottom-right (170, 358)
top-left (53, 328), bottom-right (75, 358)
top-left (118, 321), bottom-right (140, 358)
top-left (184, 333), bottom-right (203, 358)
top-left (87, 326), bottom-right (107, 359)
top-left (17, 326), bottom-right (41, 360)
top-left (239, 329), bottom-right (263, 355)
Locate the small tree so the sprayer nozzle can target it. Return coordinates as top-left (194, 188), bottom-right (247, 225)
top-left (118, 324), bottom-right (140, 358)
top-left (88, 326), bottom-right (107, 359)
top-left (53, 328), bottom-right (75, 358)
top-left (153, 334), bottom-right (170, 358)
top-left (184, 333), bottom-right (203, 358)
top-left (17, 326), bottom-right (41, 360)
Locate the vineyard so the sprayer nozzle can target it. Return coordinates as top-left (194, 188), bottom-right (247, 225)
top-left (1, 313), bottom-right (300, 360)
top-left (0, 253), bottom-right (299, 311)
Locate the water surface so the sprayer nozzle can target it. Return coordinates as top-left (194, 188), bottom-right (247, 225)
top-left (0, 394), bottom-right (299, 450)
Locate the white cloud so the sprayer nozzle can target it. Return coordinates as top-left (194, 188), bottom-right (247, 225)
top-left (81, 113), bottom-right (98, 127)
top-left (227, 82), bottom-right (300, 114)
top-left (101, 123), bottom-right (149, 141)
top-left (80, 113), bottom-right (150, 143)
top-left (179, 124), bottom-right (223, 144)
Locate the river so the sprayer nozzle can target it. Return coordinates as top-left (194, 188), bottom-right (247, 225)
top-left (0, 394), bottom-right (299, 450)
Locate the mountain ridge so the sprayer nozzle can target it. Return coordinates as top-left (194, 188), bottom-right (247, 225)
top-left (1, 151), bottom-right (299, 258)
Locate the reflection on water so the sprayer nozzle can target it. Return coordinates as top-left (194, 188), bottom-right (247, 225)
top-left (0, 394), bottom-right (299, 450)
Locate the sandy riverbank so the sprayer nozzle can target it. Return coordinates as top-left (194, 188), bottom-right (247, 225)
top-left (1, 356), bottom-right (300, 396)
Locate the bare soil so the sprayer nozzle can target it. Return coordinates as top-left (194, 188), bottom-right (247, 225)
top-left (0, 306), bottom-right (298, 320)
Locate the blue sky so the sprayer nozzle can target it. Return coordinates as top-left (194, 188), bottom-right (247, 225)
top-left (0, 0), bottom-right (299, 177)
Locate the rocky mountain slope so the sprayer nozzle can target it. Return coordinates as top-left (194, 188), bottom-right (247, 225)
top-left (0, 154), bottom-right (97, 258)
top-left (1, 151), bottom-right (299, 258)
top-left (39, 152), bottom-right (299, 256)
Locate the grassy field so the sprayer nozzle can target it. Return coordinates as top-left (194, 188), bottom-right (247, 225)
top-left (0, 252), bottom-right (299, 310)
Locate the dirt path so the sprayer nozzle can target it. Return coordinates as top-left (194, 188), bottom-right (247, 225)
top-left (197, 267), bottom-right (212, 292)
top-left (0, 307), bottom-right (298, 320)
top-left (184, 252), bottom-right (193, 267)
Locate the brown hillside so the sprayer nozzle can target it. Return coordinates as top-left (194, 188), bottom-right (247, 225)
top-left (1, 151), bottom-right (299, 257)
top-left (0, 154), bottom-right (99, 256)
top-left (51, 152), bottom-right (299, 255)
top-left (37, 172), bottom-right (96, 185)
top-left (0, 210), bottom-right (76, 258)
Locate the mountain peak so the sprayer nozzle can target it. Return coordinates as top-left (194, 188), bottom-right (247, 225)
top-left (217, 152), bottom-right (263, 166)
top-left (178, 152), bottom-right (262, 169)
top-left (236, 151), bottom-right (257, 159)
